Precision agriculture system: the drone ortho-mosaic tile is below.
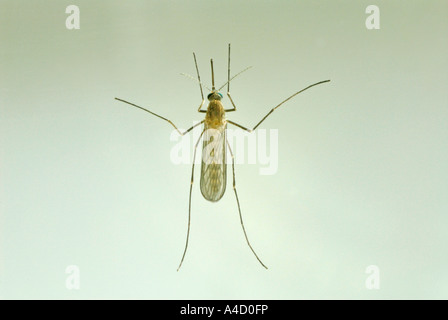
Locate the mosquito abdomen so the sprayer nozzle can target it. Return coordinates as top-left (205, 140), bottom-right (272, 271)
top-left (200, 122), bottom-right (227, 202)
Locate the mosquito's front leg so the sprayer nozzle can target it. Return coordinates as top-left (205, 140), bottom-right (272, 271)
top-left (197, 99), bottom-right (206, 113)
top-left (191, 52), bottom-right (208, 114)
top-left (114, 98), bottom-right (204, 136)
top-left (224, 92), bottom-right (237, 112)
top-left (224, 44), bottom-right (237, 113)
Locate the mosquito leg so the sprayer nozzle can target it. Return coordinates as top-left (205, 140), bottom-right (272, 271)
top-left (192, 52), bottom-right (207, 113)
top-left (227, 43), bottom-right (231, 94)
top-left (224, 44), bottom-right (236, 112)
top-left (226, 139), bottom-right (268, 269)
top-left (224, 44), bottom-right (238, 113)
top-left (251, 80), bottom-right (330, 131)
top-left (227, 79), bottom-right (330, 131)
top-left (224, 92), bottom-right (238, 112)
top-left (222, 44), bottom-right (254, 113)
top-left (177, 129), bottom-right (206, 271)
top-left (227, 120), bottom-right (252, 133)
top-left (198, 100), bottom-right (206, 113)
top-left (114, 98), bottom-right (204, 135)
top-left (222, 67), bottom-right (253, 112)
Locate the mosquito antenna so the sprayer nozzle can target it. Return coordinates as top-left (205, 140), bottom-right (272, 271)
top-left (211, 59), bottom-right (215, 91)
top-left (180, 73), bottom-right (212, 91)
top-left (218, 66), bottom-right (253, 92)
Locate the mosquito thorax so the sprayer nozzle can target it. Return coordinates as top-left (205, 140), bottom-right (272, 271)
top-left (207, 91), bottom-right (223, 101)
top-left (205, 93), bottom-right (226, 128)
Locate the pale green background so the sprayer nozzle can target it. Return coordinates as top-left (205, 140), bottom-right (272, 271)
top-left (1, 0), bottom-right (447, 299)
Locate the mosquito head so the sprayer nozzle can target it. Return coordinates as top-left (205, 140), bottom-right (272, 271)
top-left (207, 91), bottom-right (223, 101)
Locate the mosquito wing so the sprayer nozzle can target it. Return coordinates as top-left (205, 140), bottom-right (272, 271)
top-left (200, 124), bottom-right (227, 202)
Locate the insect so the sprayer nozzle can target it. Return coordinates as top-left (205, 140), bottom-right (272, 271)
top-left (115, 44), bottom-right (330, 271)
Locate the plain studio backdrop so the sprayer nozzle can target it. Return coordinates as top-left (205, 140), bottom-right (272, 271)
top-left (1, 1), bottom-right (447, 299)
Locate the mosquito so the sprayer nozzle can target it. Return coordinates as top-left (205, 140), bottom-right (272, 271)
top-left (115, 44), bottom-right (330, 271)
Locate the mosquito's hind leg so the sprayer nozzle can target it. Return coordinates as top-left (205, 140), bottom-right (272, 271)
top-left (226, 139), bottom-right (268, 269)
top-left (177, 129), bottom-right (205, 271)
